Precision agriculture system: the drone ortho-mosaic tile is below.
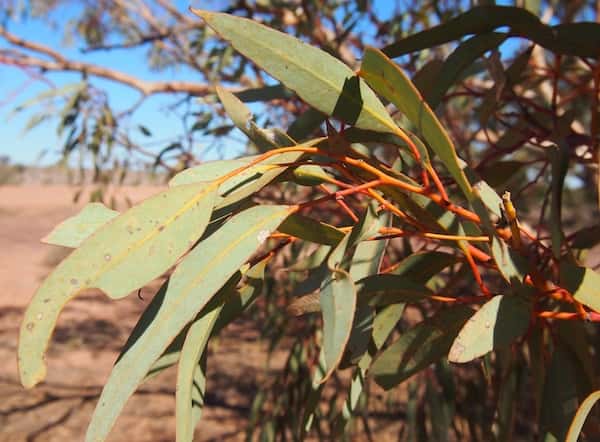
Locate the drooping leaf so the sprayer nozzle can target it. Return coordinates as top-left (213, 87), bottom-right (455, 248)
top-left (425, 33), bottom-right (507, 109)
top-left (491, 236), bottom-right (529, 285)
top-left (192, 9), bottom-right (398, 133)
top-left (216, 85), bottom-right (294, 152)
top-left (370, 305), bottom-right (473, 390)
top-left (382, 5), bottom-right (600, 59)
top-left (319, 270), bottom-right (357, 383)
top-left (41, 202), bottom-right (119, 248)
top-left (211, 259), bottom-right (266, 335)
top-left (359, 47), bottom-right (474, 199)
top-left (357, 274), bottom-right (435, 306)
top-left (566, 390), bottom-right (600, 442)
top-left (18, 183), bottom-right (217, 389)
top-left (392, 251), bottom-right (457, 284)
top-left (540, 344), bottom-right (583, 441)
top-left (343, 210), bottom-right (389, 366)
top-left (560, 263), bottom-right (600, 313)
top-left (278, 213), bottom-right (345, 246)
top-left (85, 205), bottom-right (293, 442)
top-left (176, 302), bottom-right (223, 442)
top-left (448, 293), bottom-right (531, 363)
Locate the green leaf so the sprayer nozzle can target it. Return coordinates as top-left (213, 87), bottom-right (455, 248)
top-left (566, 390), bottom-right (600, 442)
top-left (176, 303), bottom-right (223, 442)
top-left (382, 5), bottom-right (600, 59)
top-left (290, 164), bottom-right (331, 186)
top-left (279, 213), bottom-right (345, 246)
top-left (216, 85), bottom-right (293, 152)
top-left (357, 274), bottom-right (435, 306)
top-left (359, 47), bottom-right (473, 200)
top-left (479, 160), bottom-right (526, 189)
top-left (540, 344), bottom-right (583, 440)
top-left (571, 224), bottom-right (600, 250)
top-left (233, 83), bottom-right (293, 102)
top-left (370, 305), bottom-right (473, 390)
top-left (343, 211), bottom-right (389, 366)
top-left (425, 33), bottom-right (507, 109)
top-left (319, 270), bottom-right (357, 383)
top-left (491, 236), bottom-right (529, 285)
top-left (170, 149), bottom-right (315, 211)
top-left (560, 263), bottom-right (600, 313)
top-left (84, 205), bottom-right (293, 442)
top-left (392, 251), bottom-right (457, 284)
top-left (211, 259), bottom-right (266, 335)
top-left (448, 293), bottom-right (531, 363)
top-left (41, 202), bottom-right (119, 248)
top-left (18, 183), bottom-right (217, 389)
top-left (192, 9), bottom-right (397, 133)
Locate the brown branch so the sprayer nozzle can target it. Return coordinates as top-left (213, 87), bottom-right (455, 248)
top-left (0, 25), bottom-right (214, 96)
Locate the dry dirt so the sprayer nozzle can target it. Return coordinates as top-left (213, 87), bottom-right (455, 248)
top-left (0, 185), bottom-right (292, 442)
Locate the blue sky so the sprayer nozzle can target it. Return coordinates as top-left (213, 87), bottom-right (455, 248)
top-left (1, 0), bottom-right (520, 166)
top-left (0, 1), bottom-right (222, 165)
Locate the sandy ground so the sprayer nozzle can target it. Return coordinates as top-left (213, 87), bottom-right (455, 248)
top-left (0, 185), bottom-right (282, 442)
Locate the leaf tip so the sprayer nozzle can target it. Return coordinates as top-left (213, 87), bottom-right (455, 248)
top-left (189, 8), bottom-right (212, 21)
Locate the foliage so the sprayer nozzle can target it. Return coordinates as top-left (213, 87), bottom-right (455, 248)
top-left (11, 1), bottom-right (600, 441)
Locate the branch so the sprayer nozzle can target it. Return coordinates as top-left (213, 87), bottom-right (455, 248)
top-left (0, 26), bottom-right (213, 97)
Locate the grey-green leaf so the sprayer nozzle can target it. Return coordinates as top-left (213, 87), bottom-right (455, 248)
top-left (192, 9), bottom-right (397, 133)
top-left (41, 202), bottom-right (119, 248)
top-left (19, 183), bottom-right (217, 389)
top-left (176, 303), bottom-right (223, 442)
top-left (370, 305), bottom-right (473, 390)
top-left (448, 293), bottom-right (531, 363)
top-left (560, 263), bottom-right (600, 313)
top-left (84, 205), bottom-right (293, 442)
top-left (319, 270), bottom-right (357, 383)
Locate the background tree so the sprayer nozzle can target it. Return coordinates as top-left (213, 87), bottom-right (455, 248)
top-left (5, 1), bottom-right (600, 441)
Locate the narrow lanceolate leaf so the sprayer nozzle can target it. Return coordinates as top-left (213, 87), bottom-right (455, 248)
top-left (425, 33), bottom-right (507, 109)
top-left (381, 6), bottom-right (600, 59)
top-left (42, 202), bottom-right (119, 248)
top-left (357, 274), bottom-right (435, 306)
top-left (319, 271), bottom-right (357, 383)
top-left (176, 303), bottom-right (223, 442)
top-left (192, 9), bottom-right (397, 133)
top-left (491, 236), bottom-right (529, 285)
top-left (19, 183), bottom-right (217, 389)
top-left (560, 263), bottom-right (600, 313)
top-left (566, 390), bottom-right (600, 442)
top-left (370, 306), bottom-right (473, 390)
top-left (85, 205), bottom-right (293, 442)
top-left (448, 293), bottom-right (531, 363)
top-left (279, 213), bottom-right (345, 246)
top-left (216, 86), bottom-right (293, 152)
top-left (359, 47), bottom-right (473, 199)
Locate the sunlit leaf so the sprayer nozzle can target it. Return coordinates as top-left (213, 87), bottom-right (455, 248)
top-left (319, 270), bottom-right (356, 383)
top-left (560, 262), bottom-right (600, 313)
top-left (19, 183), bottom-right (217, 389)
top-left (192, 9), bottom-right (398, 133)
top-left (176, 302), bottom-right (223, 442)
top-left (448, 293), bottom-right (531, 363)
top-left (42, 202), bottom-right (119, 248)
top-left (85, 205), bottom-right (293, 442)
top-left (359, 47), bottom-right (474, 199)
top-left (566, 390), bottom-right (600, 442)
top-left (279, 213), bottom-right (345, 246)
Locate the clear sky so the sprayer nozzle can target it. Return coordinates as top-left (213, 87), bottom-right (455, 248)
top-left (0, 0), bottom-right (518, 166)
